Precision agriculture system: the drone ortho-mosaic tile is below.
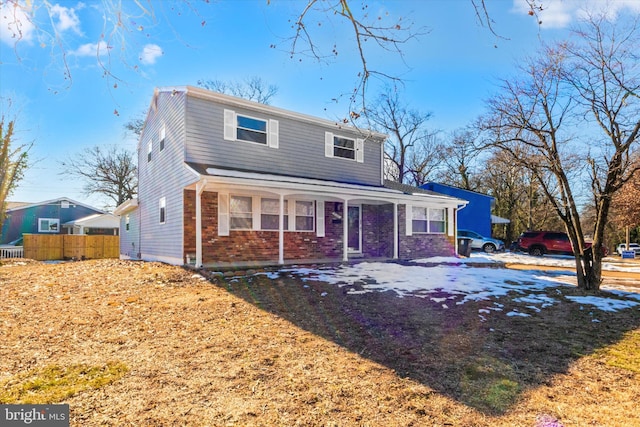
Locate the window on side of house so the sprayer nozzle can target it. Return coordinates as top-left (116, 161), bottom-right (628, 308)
top-left (236, 115), bottom-right (267, 145)
top-left (147, 140), bottom-right (153, 162)
top-left (412, 207), bottom-right (428, 233)
top-left (333, 136), bottom-right (356, 160)
top-left (261, 198), bottom-right (288, 231)
top-left (125, 214), bottom-right (130, 231)
top-left (412, 207), bottom-right (446, 234)
top-left (38, 218), bottom-right (60, 232)
top-left (159, 125), bottom-right (166, 151)
top-left (230, 196), bottom-right (253, 230)
top-left (159, 197), bottom-right (166, 224)
top-left (429, 208), bottom-right (446, 233)
top-left (295, 200), bottom-right (314, 231)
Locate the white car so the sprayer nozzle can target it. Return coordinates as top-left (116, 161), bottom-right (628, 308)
top-left (457, 229), bottom-right (505, 253)
top-left (616, 243), bottom-right (640, 255)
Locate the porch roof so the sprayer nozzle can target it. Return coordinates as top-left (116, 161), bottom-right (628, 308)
top-left (185, 163), bottom-right (468, 208)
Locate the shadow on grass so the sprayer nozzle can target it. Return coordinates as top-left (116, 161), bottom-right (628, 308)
top-left (211, 264), bottom-right (640, 415)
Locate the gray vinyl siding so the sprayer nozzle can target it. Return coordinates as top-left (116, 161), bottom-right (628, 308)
top-left (138, 91), bottom-right (197, 261)
top-left (183, 95), bottom-right (383, 186)
top-left (119, 209), bottom-right (140, 258)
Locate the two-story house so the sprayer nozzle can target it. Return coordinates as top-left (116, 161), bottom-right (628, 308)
top-left (114, 86), bottom-right (467, 267)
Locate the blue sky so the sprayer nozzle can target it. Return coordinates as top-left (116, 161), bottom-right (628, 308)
top-left (2, 0), bottom-right (639, 210)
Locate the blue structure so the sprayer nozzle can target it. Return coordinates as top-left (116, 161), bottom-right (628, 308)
top-left (421, 183), bottom-right (494, 237)
top-left (1, 197), bottom-right (105, 244)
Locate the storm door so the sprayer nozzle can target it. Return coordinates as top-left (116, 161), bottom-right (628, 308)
top-left (347, 205), bottom-right (362, 253)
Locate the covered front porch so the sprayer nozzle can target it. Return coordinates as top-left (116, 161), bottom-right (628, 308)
top-left (184, 168), bottom-right (464, 268)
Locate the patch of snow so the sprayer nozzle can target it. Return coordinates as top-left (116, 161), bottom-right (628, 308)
top-left (565, 296), bottom-right (639, 312)
top-left (284, 257), bottom-right (640, 316)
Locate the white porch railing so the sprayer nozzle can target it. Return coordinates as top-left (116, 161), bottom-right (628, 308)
top-left (0, 246), bottom-right (24, 259)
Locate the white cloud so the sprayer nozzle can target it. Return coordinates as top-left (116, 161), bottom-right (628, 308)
top-left (50, 3), bottom-right (83, 35)
top-left (70, 40), bottom-right (108, 57)
top-left (0, 1), bottom-right (35, 46)
top-left (139, 44), bottom-right (163, 65)
top-left (512, 0), bottom-right (640, 29)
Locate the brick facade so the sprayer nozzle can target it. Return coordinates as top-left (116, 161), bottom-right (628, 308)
top-left (397, 205), bottom-right (456, 258)
top-left (184, 190), bottom-right (455, 265)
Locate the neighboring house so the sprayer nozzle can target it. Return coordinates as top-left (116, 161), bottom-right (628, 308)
top-left (115, 86), bottom-right (468, 267)
top-left (1, 197), bottom-right (106, 244)
top-left (420, 183), bottom-right (508, 238)
top-left (62, 213), bottom-right (120, 236)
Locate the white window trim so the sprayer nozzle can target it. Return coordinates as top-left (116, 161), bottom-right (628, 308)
top-left (125, 214), bottom-right (130, 232)
top-left (229, 195), bottom-right (254, 231)
top-left (293, 200), bottom-right (315, 232)
top-left (221, 196), bottom-right (316, 233)
top-left (159, 124), bottom-right (166, 151)
top-left (260, 198), bottom-right (288, 231)
top-left (38, 218), bottom-right (60, 233)
top-left (408, 206), bottom-right (447, 235)
top-left (324, 132), bottom-right (364, 163)
top-left (159, 197), bottom-right (166, 224)
top-left (147, 140), bottom-right (153, 162)
top-left (223, 109), bottom-right (278, 148)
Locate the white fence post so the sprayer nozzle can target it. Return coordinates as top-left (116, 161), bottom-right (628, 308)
top-left (0, 246), bottom-right (24, 259)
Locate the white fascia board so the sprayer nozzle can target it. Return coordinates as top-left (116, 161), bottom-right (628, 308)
top-left (201, 167), bottom-right (462, 206)
top-left (114, 198), bottom-right (139, 216)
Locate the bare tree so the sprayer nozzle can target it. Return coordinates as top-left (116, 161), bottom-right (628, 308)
top-left (60, 146), bottom-right (137, 209)
top-left (364, 87), bottom-right (436, 185)
top-left (198, 76), bottom-right (279, 105)
top-left (479, 147), bottom-right (560, 243)
top-left (406, 132), bottom-right (444, 186)
top-left (480, 13), bottom-right (640, 291)
top-left (436, 129), bottom-right (483, 191)
top-left (0, 116), bottom-right (30, 235)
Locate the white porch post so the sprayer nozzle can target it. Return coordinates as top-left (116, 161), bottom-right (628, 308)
top-left (342, 199), bottom-right (349, 262)
top-left (278, 194), bottom-right (285, 265)
top-left (393, 202), bottom-right (398, 259)
top-left (195, 180), bottom-right (206, 267)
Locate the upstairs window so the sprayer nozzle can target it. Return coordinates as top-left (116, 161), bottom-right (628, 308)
top-left (237, 115), bottom-right (267, 144)
top-left (147, 140), bottom-right (153, 162)
top-left (333, 136), bottom-right (355, 160)
top-left (325, 132), bottom-right (364, 162)
top-left (38, 218), bottom-right (59, 233)
top-left (230, 196), bottom-right (253, 230)
top-left (125, 214), bottom-right (130, 231)
top-left (159, 125), bottom-right (166, 151)
top-left (224, 109), bottom-right (278, 148)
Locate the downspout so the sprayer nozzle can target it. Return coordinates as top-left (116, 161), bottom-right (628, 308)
top-left (342, 198), bottom-right (349, 262)
top-left (278, 193), bottom-right (284, 265)
top-left (393, 202), bottom-right (398, 259)
top-left (455, 202), bottom-right (467, 254)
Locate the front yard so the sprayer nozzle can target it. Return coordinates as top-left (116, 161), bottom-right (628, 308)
top-left (1, 258), bottom-right (639, 426)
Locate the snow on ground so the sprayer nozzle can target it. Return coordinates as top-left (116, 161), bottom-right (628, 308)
top-left (279, 252), bottom-right (640, 320)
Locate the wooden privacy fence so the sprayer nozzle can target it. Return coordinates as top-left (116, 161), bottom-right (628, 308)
top-left (23, 234), bottom-right (119, 261)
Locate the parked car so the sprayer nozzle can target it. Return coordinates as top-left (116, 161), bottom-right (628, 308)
top-left (517, 231), bottom-right (607, 257)
top-left (457, 229), bottom-right (505, 253)
top-left (616, 243), bottom-right (640, 255)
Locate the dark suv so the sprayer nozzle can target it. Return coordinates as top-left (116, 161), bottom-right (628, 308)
top-left (517, 231), bottom-right (581, 256)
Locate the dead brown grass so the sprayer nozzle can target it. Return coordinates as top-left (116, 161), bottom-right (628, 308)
top-left (1, 259), bottom-right (639, 426)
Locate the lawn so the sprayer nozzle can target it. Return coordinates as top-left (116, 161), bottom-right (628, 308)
top-left (1, 258), bottom-right (639, 426)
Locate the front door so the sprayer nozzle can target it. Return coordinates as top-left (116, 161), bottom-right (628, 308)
top-left (348, 205), bottom-right (361, 253)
